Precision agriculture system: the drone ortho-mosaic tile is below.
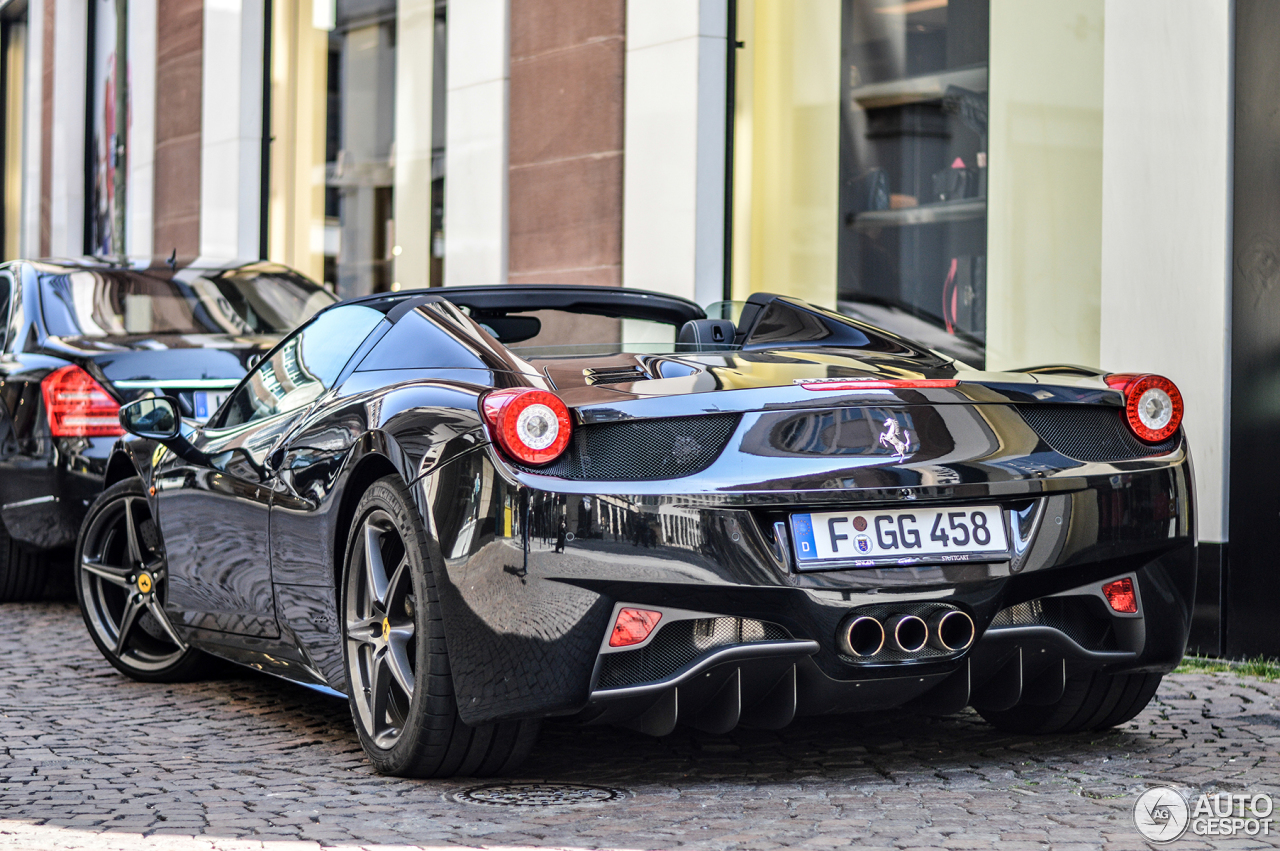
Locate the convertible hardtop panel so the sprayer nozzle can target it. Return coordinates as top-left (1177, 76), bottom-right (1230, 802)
top-left (349, 284), bottom-right (706, 327)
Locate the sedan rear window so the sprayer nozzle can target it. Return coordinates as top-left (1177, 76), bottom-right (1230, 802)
top-left (37, 263), bottom-right (336, 338)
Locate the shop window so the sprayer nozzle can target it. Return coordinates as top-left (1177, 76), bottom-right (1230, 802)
top-left (731, 0), bottom-right (842, 313)
top-left (733, 0), bottom-right (1102, 370)
top-left (732, 0), bottom-right (986, 360)
top-left (86, 0), bottom-right (127, 256)
top-left (270, 0), bottom-right (445, 297)
top-left (328, 7), bottom-right (397, 296)
top-left (1, 8), bottom-right (25, 260)
top-left (837, 0), bottom-right (989, 366)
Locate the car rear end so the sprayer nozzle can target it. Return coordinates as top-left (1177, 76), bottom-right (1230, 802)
top-left (426, 363), bottom-right (1193, 734)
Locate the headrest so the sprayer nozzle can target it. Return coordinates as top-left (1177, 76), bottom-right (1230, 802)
top-left (677, 319), bottom-right (736, 351)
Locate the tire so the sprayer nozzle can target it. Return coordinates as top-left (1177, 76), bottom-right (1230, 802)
top-left (341, 475), bottom-right (539, 778)
top-left (0, 517), bottom-right (47, 602)
top-left (977, 670), bottom-right (1163, 734)
top-left (75, 478), bottom-right (209, 682)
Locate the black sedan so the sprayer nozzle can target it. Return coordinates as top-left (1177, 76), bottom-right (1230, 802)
top-left (78, 286), bottom-right (1194, 778)
top-left (0, 258), bottom-right (335, 599)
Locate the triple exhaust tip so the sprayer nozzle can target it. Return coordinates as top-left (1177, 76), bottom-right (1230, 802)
top-left (840, 609), bottom-right (975, 659)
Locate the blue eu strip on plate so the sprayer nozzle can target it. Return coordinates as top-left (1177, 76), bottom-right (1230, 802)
top-left (791, 513), bottom-right (819, 562)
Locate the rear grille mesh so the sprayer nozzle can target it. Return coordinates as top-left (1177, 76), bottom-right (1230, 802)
top-left (597, 617), bottom-right (791, 690)
top-left (989, 597), bottom-right (1117, 651)
top-left (516, 414), bottom-right (739, 480)
top-left (1018, 405), bottom-right (1178, 462)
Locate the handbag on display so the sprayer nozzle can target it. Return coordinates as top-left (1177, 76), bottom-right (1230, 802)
top-left (932, 157), bottom-right (979, 203)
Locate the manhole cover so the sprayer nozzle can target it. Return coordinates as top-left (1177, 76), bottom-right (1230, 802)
top-left (452, 782), bottom-right (626, 807)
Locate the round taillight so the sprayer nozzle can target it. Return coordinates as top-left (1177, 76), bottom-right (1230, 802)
top-left (1105, 373), bottom-right (1183, 443)
top-left (481, 388), bottom-right (572, 465)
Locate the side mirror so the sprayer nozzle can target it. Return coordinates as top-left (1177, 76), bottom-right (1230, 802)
top-left (118, 396), bottom-right (209, 466)
top-left (119, 397), bottom-right (180, 440)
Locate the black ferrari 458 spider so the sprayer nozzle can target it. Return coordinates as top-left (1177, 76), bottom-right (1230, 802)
top-left (76, 285), bottom-right (1194, 777)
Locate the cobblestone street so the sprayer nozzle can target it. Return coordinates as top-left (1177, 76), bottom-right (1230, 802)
top-left (0, 601), bottom-right (1277, 850)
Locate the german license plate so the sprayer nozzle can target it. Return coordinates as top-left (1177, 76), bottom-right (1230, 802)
top-left (790, 505), bottom-right (1009, 569)
top-left (193, 390), bottom-right (230, 421)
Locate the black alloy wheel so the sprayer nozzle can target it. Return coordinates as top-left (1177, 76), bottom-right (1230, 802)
top-left (345, 502), bottom-right (418, 751)
top-left (75, 478), bottom-right (207, 682)
top-left (342, 475), bottom-right (538, 778)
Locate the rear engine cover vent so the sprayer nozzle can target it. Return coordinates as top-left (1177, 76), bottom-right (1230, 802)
top-left (1018, 405), bottom-right (1178, 462)
top-left (597, 617), bottom-right (791, 690)
top-left (515, 413), bottom-right (740, 480)
top-left (586, 366), bottom-right (650, 386)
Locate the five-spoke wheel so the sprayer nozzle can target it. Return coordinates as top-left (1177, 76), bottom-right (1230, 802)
top-left (75, 478), bottom-right (206, 681)
top-left (345, 508), bottom-right (418, 750)
top-left (341, 475), bottom-right (538, 777)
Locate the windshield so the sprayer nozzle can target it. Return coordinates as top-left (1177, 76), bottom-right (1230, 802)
top-left (37, 264), bottom-right (336, 338)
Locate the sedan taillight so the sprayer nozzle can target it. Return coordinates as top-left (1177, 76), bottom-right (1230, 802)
top-left (40, 365), bottom-right (125, 437)
top-left (1104, 373), bottom-right (1183, 443)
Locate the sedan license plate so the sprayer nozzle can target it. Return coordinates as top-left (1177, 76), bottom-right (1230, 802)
top-left (790, 506), bottom-right (1009, 569)
top-left (193, 390), bottom-right (230, 421)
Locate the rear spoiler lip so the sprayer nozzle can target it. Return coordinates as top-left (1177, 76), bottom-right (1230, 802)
top-left (562, 381), bottom-right (1125, 425)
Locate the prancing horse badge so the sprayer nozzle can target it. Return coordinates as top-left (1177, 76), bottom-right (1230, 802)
top-left (878, 417), bottom-right (911, 462)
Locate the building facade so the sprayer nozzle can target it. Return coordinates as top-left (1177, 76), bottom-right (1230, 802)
top-left (0, 0), bottom-right (1273, 656)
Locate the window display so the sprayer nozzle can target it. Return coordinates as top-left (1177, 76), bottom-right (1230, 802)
top-left (87, 0), bottom-right (127, 256)
top-left (837, 0), bottom-right (989, 365)
top-left (268, 0), bottom-right (398, 298)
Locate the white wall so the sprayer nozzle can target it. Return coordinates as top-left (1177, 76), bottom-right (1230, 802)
top-left (20, 0), bottom-right (43, 257)
top-left (622, 0), bottom-right (727, 306)
top-left (986, 0), bottom-right (1104, 371)
top-left (442, 0), bottom-right (507, 286)
top-left (1099, 0), bottom-right (1233, 542)
top-left (200, 0), bottom-right (265, 260)
top-left (126, 0), bottom-right (156, 257)
top-left (48, 0), bottom-right (87, 256)
top-left (392, 0), bottom-right (435, 290)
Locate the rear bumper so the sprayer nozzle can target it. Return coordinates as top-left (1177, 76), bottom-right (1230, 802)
top-left (577, 543), bottom-right (1193, 733)
top-left (423, 443), bottom-right (1195, 728)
